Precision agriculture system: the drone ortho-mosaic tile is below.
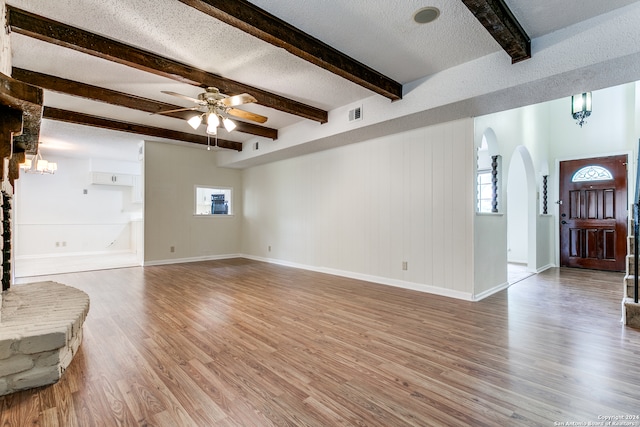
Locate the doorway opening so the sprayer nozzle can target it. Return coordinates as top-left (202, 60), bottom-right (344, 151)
top-left (507, 146), bottom-right (537, 283)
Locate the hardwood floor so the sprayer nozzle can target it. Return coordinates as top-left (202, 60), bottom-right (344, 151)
top-left (2, 259), bottom-right (639, 426)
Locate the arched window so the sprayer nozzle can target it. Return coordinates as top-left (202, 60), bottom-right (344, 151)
top-left (571, 165), bottom-right (614, 182)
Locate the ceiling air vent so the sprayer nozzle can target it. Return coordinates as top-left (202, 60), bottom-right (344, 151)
top-left (348, 106), bottom-right (363, 122)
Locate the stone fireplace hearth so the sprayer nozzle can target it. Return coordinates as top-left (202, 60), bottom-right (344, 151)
top-left (0, 281), bottom-right (89, 395)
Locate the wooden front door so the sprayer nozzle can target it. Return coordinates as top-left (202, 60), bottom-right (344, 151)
top-left (559, 155), bottom-right (627, 272)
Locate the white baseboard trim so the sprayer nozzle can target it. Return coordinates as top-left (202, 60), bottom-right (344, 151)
top-left (14, 250), bottom-right (142, 278)
top-left (473, 281), bottom-right (510, 301)
top-left (143, 253), bottom-right (242, 267)
top-left (143, 254), bottom-right (531, 302)
top-left (241, 254), bottom-right (475, 301)
top-left (536, 263), bottom-right (555, 273)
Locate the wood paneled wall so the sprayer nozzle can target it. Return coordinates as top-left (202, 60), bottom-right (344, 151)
top-left (242, 119), bottom-right (475, 298)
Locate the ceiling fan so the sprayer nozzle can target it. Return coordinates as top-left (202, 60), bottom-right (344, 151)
top-left (156, 87), bottom-right (268, 135)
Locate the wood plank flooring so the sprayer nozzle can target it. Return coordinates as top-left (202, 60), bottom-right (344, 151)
top-left (2, 259), bottom-right (640, 426)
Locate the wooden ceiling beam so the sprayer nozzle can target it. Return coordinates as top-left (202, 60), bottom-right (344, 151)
top-left (12, 68), bottom-right (278, 140)
top-left (43, 107), bottom-right (243, 151)
top-left (177, 0), bottom-right (403, 101)
top-left (0, 72), bottom-right (43, 154)
top-left (461, 0), bottom-right (530, 63)
top-left (7, 6), bottom-right (327, 123)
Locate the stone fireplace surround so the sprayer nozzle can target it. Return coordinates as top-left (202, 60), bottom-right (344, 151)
top-left (0, 281), bottom-right (89, 395)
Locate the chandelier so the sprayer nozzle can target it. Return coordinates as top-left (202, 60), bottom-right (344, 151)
top-left (19, 151), bottom-right (57, 174)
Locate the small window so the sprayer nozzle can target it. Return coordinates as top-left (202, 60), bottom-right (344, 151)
top-left (571, 165), bottom-right (613, 182)
top-left (477, 170), bottom-right (493, 213)
top-left (195, 186), bottom-right (232, 215)
top-left (476, 134), bottom-right (500, 213)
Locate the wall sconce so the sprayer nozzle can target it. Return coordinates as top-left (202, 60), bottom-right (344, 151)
top-left (571, 92), bottom-right (592, 127)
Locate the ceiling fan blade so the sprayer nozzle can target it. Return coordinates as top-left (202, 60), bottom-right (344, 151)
top-left (221, 93), bottom-right (257, 107)
top-left (161, 90), bottom-right (202, 104)
top-left (153, 107), bottom-right (200, 115)
top-left (228, 108), bottom-right (268, 123)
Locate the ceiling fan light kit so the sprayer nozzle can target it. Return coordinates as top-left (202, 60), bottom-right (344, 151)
top-left (206, 112), bottom-right (220, 135)
top-left (223, 118), bottom-right (237, 132)
top-left (187, 115), bottom-right (202, 129)
top-left (157, 87), bottom-right (267, 140)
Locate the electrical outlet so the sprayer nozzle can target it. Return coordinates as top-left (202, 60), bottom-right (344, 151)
top-left (62, 241), bottom-right (66, 247)
top-left (55, 242), bottom-right (60, 247)
top-left (402, 261), bottom-right (408, 271)
top-left (268, 245), bottom-right (271, 252)
top-left (170, 246), bottom-right (175, 253)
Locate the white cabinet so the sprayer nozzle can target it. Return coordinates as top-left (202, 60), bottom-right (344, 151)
top-left (90, 172), bottom-right (134, 186)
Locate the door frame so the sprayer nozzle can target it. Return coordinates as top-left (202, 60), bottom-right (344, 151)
top-left (507, 145), bottom-right (537, 273)
top-left (554, 150), bottom-right (633, 268)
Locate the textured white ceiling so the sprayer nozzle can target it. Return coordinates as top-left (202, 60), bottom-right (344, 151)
top-left (507, 0), bottom-right (640, 38)
top-left (6, 0), bottom-right (640, 161)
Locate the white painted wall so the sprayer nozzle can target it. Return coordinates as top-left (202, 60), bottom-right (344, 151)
top-left (90, 157), bottom-right (141, 175)
top-left (0, 0), bottom-right (10, 76)
top-left (507, 152), bottom-right (528, 264)
top-left (536, 215), bottom-right (555, 271)
top-left (541, 84), bottom-right (636, 211)
top-left (242, 119), bottom-right (475, 300)
top-left (14, 155), bottom-right (142, 257)
top-left (143, 141), bottom-right (242, 264)
top-left (547, 84), bottom-right (636, 163)
top-left (474, 213), bottom-right (507, 297)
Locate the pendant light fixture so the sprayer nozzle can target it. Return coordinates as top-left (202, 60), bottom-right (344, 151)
top-left (571, 92), bottom-right (592, 127)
